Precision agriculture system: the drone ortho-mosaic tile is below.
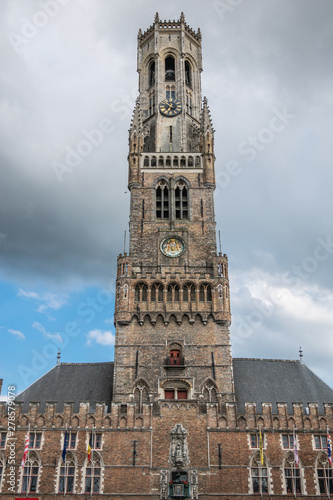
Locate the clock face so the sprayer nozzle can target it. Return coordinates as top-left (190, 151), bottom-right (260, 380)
top-left (159, 98), bottom-right (182, 117)
top-left (160, 236), bottom-right (185, 258)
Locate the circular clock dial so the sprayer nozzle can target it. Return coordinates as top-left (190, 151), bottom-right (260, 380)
top-left (159, 98), bottom-right (182, 117)
top-left (160, 236), bottom-right (185, 258)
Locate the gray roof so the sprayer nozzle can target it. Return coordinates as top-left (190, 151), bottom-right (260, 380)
top-left (15, 362), bottom-right (114, 413)
top-left (233, 358), bottom-right (333, 414)
top-left (15, 358), bottom-right (333, 416)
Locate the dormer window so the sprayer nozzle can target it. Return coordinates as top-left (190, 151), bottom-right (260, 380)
top-left (165, 56), bottom-right (175, 81)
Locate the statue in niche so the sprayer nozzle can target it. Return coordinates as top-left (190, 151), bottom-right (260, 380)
top-left (169, 423), bottom-right (189, 468)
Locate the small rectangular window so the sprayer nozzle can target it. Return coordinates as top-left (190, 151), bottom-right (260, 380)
top-left (69, 432), bottom-right (77, 449)
top-left (165, 390), bottom-right (175, 400)
top-left (0, 432), bottom-right (6, 448)
top-left (94, 433), bottom-right (102, 449)
top-left (177, 390), bottom-right (187, 400)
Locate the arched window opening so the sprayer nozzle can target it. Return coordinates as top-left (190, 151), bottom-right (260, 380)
top-left (218, 285), bottom-right (223, 298)
top-left (135, 283), bottom-right (148, 302)
top-left (317, 454), bottom-right (333, 495)
top-left (166, 156), bottom-right (171, 167)
top-left (124, 284), bottom-right (128, 299)
top-left (134, 382), bottom-right (149, 413)
top-left (156, 181), bottom-right (169, 220)
top-left (59, 453), bottom-right (76, 494)
top-left (180, 156), bottom-right (186, 167)
top-left (284, 454), bottom-right (301, 495)
top-left (195, 156), bottom-right (201, 167)
top-left (173, 156), bottom-right (179, 167)
top-left (144, 156), bottom-right (149, 167)
top-left (153, 283), bottom-right (163, 302)
top-left (151, 156), bottom-right (156, 167)
top-left (158, 156), bottom-right (164, 167)
top-left (251, 453), bottom-right (268, 495)
top-left (149, 60), bottom-right (155, 87)
top-left (168, 284), bottom-right (179, 302)
top-left (206, 285), bottom-right (212, 302)
top-left (199, 285), bottom-right (205, 302)
top-left (185, 61), bottom-right (192, 87)
top-left (165, 56), bottom-right (175, 81)
top-left (202, 381), bottom-right (218, 402)
top-left (149, 92), bottom-right (155, 117)
top-left (85, 453), bottom-right (101, 494)
top-left (22, 452), bottom-right (40, 493)
top-left (175, 182), bottom-right (188, 220)
top-left (188, 156), bottom-right (193, 167)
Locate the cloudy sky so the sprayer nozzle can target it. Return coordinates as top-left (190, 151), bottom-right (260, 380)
top-left (1, 0), bottom-right (333, 396)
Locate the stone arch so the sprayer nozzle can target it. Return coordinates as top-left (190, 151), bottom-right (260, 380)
top-left (103, 416), bottom-right (111, 428)
top-left (303, 417), bottom-right (311, 430)
top-left (257, 417), bottom-right (264, 428)
top-left (237, 416), bottom-right (247, 429)
top-left (55, 415), bottom-right (63, 428)
top-left (287, 417), bottom-right (295, 429)
top-left (181, 313), bottom-right (190, 324)
top-left (135, 417), bottom-right (143, 428)
top-left (119, 417), bottom-right (127, 428)
top-left (273, 417), bottom-right (280, 429)
top-left (71, 416), bottom-right (79, 427)
top-left (194, 313), bottom-right (204, 324)
top-left (36, 416), bottom-right (45, 427)
top-left (218, 417), bottom-right (227, 429)
top-left (87, 416), bottom-right (95, 427)
top-left (20, 416), bottom-right (28, 427)
top-left (174, 175), bottom-right (191, 188)
top-left (202, 378), bottom-right (218, 403)
top-left (143, 314), bottom-right (152, 325)
top-left (319, 417), bottom-right (327, 430)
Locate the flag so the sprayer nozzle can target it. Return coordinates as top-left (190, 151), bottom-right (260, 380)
top-left (293, 428), bottom-right (299, 467)
top-left (21, 431), bottom-right (30, 469)
top-left (328, 431), bottom-right (332, 467)
top-left (62, 430), bottom-right (68, 462)
top-left (259, 428), bottom-right (264, 465)
top-left (87, 430), bottom-right (93, 462)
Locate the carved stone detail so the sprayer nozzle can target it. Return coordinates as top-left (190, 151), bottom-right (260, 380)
top-left (160, 470), bottom-right (168, 500)
top-left (169, 423), bottom-right (189, 468)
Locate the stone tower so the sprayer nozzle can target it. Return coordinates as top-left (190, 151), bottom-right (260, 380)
top-left (113, 12), bottom-right (235, 410)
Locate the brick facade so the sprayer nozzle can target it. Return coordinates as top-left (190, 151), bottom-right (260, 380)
top-left (1, 12), bottom-right (332, 500)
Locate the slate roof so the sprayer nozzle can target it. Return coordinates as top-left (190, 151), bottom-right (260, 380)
top-left (15, 362), bottom-right (114, 413)
top-left (233, 358), bottom-right (333, 415)
top-left (15, 358), bottom-right (333, 416)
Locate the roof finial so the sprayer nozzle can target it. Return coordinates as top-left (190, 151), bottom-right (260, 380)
top-left (180, 12), bottom-right (185, 24)
top-left (57, 349), bottom-right (61, 365)
top-left (299, 347), bottom-right (303, 362)
top-left (154, 12), bottom-right (160, 24)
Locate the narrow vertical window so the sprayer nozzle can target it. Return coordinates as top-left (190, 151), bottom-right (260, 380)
top-left (165, 56), bottom-right (175, 81)
top-left (149, 60), bottom-right (155, 87)
top-left (185, 61), bottom-right (192, 87)
top-left (156, 182), bottom-right (169, 220)
top-left (175, 182), bottom-right (188, 220)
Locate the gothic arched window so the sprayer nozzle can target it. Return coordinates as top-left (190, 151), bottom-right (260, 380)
top-left (21, 452), bottom-right (40, 493)
top-left (317, 453), bottom-right (333, 495)
top-left (183, 283), bottom-right (196, 302)
top-left (134, 381), bottom-right (149, 413)
top-left (203, 381), bottom-right (218, 402)
top-left (185, 61), bottom-right (192, 87)
top-left (135, 283), bottom-right (148, 302)
top-left (250, 453), bottom-right (269, 495)
top-left (148, 60), bottom-right (155, 87)
top-left (167, 283), bottom-right (180, 302)
top-left (283, 453), bottom-right (302, 495)
top-left (175, 182), bottom-right (188, 220)
top-left (84, 452), bottom-right (101, 494)
top-left (151, 283), bottom-right (163, 302)
top-left (156, 181), bottom-right (169, 220)
top-left (165, 56), bottom-right (175, 81)
top-left (59, 452), bottom-right (76, 494)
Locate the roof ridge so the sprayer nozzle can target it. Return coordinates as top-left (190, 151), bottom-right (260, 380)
top-left (233, 358), bottom-right (300, 363)
top-left (60, 362), bottom-right (114, 366)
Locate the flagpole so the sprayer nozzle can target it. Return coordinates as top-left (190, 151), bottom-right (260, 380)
top-left (64, 424), bottom-right (68, 497)
top-left (26, 424), bottom-right (30, 498)
top-left (91, 425), bottom-right (94, 497)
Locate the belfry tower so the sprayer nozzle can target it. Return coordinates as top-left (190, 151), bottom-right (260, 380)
top-left (113, 13), bottom-right (235, 411)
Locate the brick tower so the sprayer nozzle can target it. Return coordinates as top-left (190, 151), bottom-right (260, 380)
top-left (113, 12), bottom-right (235, 410)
